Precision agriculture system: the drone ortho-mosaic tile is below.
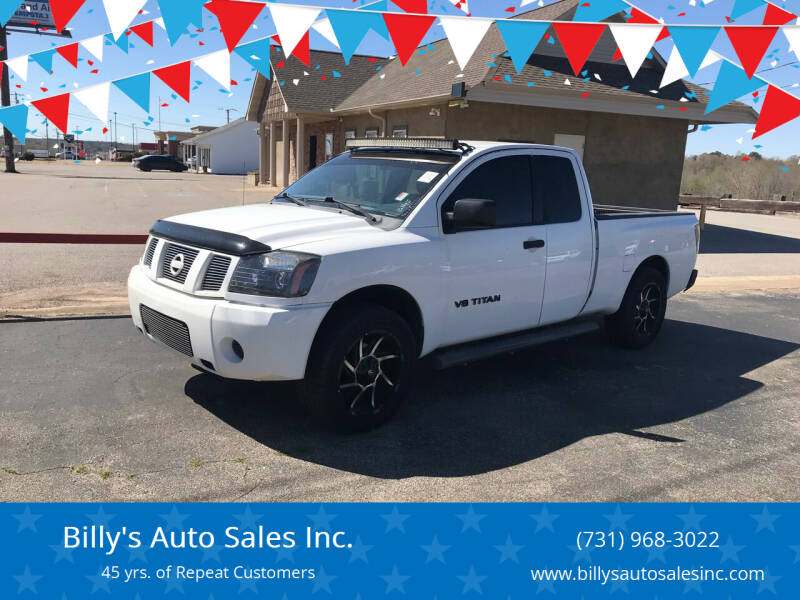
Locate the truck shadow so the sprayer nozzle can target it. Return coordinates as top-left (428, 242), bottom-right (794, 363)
top-left (699, 224), bottom-right (800, 254)
top-left (186, 320), bottom-right (798, 479)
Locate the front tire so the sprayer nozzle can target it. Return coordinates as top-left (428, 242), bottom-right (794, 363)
top-left (301, 303), bottom-right (416, 433)
top-left (605, 266), bottom-right (667, 349)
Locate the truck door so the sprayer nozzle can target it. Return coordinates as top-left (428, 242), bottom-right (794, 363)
top-left (531, 152), bottom-right (595, 325)
top-left (439, 152), bottom-right (548, 346)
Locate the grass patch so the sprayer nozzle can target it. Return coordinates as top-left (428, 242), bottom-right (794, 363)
top-left (188, 458), bottom-right (205, 469)
top-left (234, 457), bottom-right (246, 464)
top-left (98, 470), bottom-right (112, 480)
top-left (2, 466), bottom-right (19, 475)
top-left (125, 473), bottom-right (137, 480)
top-left (70, 464), bottom-right (88, 475)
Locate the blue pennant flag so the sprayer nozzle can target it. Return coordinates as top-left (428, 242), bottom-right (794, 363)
top-left (355, 0), bottom-right (389, 40)
top-left (157, 0), bottom-right (206, 45)
top-left (573, 0), bottom-right (628, 22)
top-left (30, 49), bottom-right (55, 74)
top-left (327, 9), bottom-right (388, 64)
top-left (668, 26), bottom-right (720, 78)
top-left (706, 60), bottom-right (766, 114)
top-left (234, 39), bottom-right (272, 79)
top-left (105, 33), bottom-right (128, 53)
top-left (496, 20), bottom-right (549, 74)
top-left (113, 73), bottom-right (151, 113)
top-left (0, 0), bottom-right (20, 27)
top-left (730, 0), bottom-right (765, 19)
top-left (0, 103), bottom-right (29, 142)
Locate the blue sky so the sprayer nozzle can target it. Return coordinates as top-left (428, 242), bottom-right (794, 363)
top-left (4, 0), bottom-right (800, 157)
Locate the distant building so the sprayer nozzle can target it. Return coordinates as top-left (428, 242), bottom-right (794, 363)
top-left (154, 125), bottom-right (215, 155)
top-left (180, 118), bottom-right (259, 174)
top-left (245, 0), bottom-right (756, 210)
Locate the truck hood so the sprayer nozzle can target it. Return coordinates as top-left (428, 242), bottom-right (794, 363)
top-left (164, 203), bottom-right (380, 251)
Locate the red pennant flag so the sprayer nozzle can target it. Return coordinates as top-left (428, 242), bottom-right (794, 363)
top-left (205, 0), bottom-right (266, 52)
top-left (383, 13), bottom-right (436, 66)
top-left (49, 0), bottom-right (87, 33)
top-left (626, 8), bottom-right (670, 41)
top-left (628, 8), bottom-right (658, 23)
top-left (56, 42), bottom-right (79, 68)
top-left (130, 21), bottom-right (154, 46)
top-left (153, 61), bottom-right (192, 102)
top-left (392, 0), bottom-right (428, 13)
top-left (754, 85), bottom-right (800, 138)
top-left (32, 93), bottom-right (70, 134)
top-left (725, 26), bottom-right (778, 79)
top-left (271, 32), bottom-right (310, 67)
top-left (552, 23), bottom-right (606, 76)
top-left (762, 3), bottom-right (797, 25)
top-left (613, 46), bottom-right (622, 61)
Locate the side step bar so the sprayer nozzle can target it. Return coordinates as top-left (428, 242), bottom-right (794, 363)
top-left (430, 319), bottom-right (602, 370)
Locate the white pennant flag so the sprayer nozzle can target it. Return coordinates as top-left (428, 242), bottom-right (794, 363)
top-left (74, 82), bottom-right (111, 124)
top-left (448, 0), bottom-right (470, 14)
top-left (102, 0), bottom-right (148, 41)
top-left (609, 23), bottom-right (662, 79)
top-left (154, 17), bottom-right (165, 31)
top-left (439, 16), bottom-right (493, 71)
top-left (660, 46), bottom-right (721, 88)
top-left (194, 49), bottom-right (231, 91)
top-left (312, 18), bottom-right (339, 48)
top-left (6, 55), bottom-right (29, 81)
top-left (783, 26), bottom-right (800, 61)
top-left (268, 4), bottom-right (321, 58)
top-left (80, 35), bottom-right (105, 62)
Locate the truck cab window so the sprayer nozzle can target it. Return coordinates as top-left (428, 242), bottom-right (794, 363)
top-left (443, 155), bottom-right (533, 229)
top-left (532, 155), bottom-right (582, 224)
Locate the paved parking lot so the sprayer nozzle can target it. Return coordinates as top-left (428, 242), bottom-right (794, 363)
top-left (2, 291), bottom-right (798, 502)
top-left (0, 161), bottom-right (278, 315)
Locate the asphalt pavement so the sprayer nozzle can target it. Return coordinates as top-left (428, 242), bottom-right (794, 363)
top-left (1, 291), bottom-right (798, 502)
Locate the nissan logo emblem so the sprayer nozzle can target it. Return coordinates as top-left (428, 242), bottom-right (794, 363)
top-left (169, 253), bottom-right (185, 276)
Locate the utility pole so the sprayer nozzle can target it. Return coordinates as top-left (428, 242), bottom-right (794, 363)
top-left (113, 112), bottom-right (118, 148)
top-left (219, 107), bottom-right (238, 124)
top-left (158, 96), bottom-right (162, 131)
top-left (45, 120), bottom-right (49, 158)
top-left (131, 123), bottom-right (136, 152)
top-left (1, 25), bottom-right (17, 173)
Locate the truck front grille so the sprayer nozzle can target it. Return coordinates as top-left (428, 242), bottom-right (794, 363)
top-left (200, 255), bottom-right (232, 291)
top-left (139, 305), bottom-right (193, 357)
top-left (160, 243), bottom-right (199, 284)
top-left (143, 237), bottom-right (158, 267)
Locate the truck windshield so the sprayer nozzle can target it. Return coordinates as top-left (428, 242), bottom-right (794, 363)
top-left (280, 151), bottom-right (458, 219)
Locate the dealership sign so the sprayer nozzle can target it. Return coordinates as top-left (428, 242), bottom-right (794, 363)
top-left (7, 1), bottom-right (57, 30)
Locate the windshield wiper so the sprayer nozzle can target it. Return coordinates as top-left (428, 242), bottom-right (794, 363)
top-left (320, 196), bottom-right (378, 223)
top-left (273, 192), bottom-right (306, 206)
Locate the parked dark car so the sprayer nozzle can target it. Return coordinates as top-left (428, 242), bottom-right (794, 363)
top-left (133, 154), bottom-right (188, 172)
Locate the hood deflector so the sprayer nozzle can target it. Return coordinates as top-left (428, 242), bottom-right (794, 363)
top-left (149, 220), bottom-right (272, 256)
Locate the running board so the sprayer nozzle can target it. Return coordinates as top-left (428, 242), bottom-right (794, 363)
top-left (430, 320), bottom-right (602, 370)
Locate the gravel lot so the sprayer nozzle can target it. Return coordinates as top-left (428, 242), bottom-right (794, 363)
top-left (2, 292), bottom-right (798, 502)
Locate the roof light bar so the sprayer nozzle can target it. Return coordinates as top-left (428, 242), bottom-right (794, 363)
top-left (346, 137), bottom-right (464, 151)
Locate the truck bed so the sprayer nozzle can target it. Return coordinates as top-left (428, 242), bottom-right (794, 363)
top-left (594, 204), bottom-right (684, 220)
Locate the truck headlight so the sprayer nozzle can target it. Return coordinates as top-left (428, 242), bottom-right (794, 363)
top-left (228, 251), bottom-right (320, 297)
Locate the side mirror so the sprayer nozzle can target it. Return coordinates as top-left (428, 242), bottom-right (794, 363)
top-left (445, 198), bottom-right (496, 232)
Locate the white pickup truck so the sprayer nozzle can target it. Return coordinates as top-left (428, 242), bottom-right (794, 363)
top-left (128, 138), bottom-right (699, 431)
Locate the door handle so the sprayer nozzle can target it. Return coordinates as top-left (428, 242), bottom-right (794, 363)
top-left (523, 239), bottom-right (545, 249)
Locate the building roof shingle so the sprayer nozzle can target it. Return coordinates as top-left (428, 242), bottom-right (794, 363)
top-left (249, 0), bottom-right (756, 124)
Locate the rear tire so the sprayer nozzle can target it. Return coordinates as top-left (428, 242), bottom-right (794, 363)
top-left (301, 303), bottom-right (416, 433)
top-left (605, 266), bottom-right (667, 349)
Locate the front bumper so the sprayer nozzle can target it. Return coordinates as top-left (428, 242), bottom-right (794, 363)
top-left (128, 265), bottom-right (330, 381)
